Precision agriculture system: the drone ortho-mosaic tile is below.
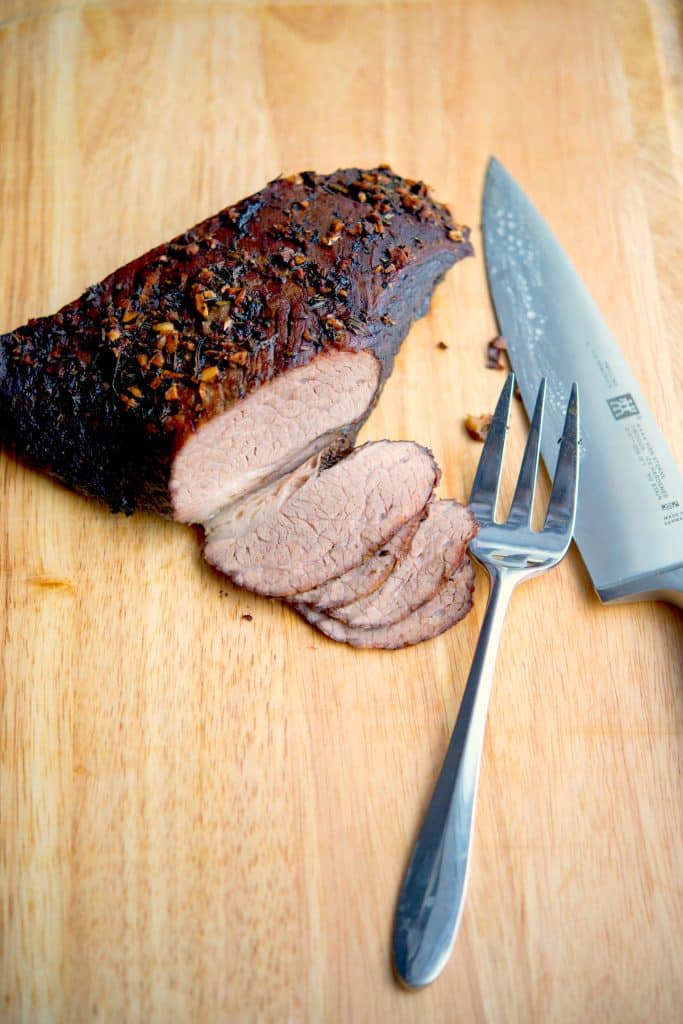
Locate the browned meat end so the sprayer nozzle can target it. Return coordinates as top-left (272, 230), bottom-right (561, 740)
top-left (203, 440), bottom-right (439, 597)
top-left (0, 166), bottom-right (471, 515)
top-left (296, 558), bottom-right (475, 649)
top-left (293, 511), bottom-right (424, 611)
top-left (170, 348), bottom-right (380, 523)
top-left (328, 499), bottom-right (478, 628)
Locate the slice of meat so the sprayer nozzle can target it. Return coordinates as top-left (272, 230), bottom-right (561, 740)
top-left (293, 511), bottom-right (423, 611)
top-left (211, 447), bottom-right (327, 537)
top-left (171, 348), bottom-right (380, 523)
top-left (203, 440), bottom-right (439, 597)
top-left (296, 558), bottom-right (475, 649)
top-left (0, 166), bottom-right (472, 516)
top-left (329, 499), bottom-right (478, 628)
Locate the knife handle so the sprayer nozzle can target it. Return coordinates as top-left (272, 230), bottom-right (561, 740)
top-left (598, 565), bottom-right (683, 609)
top-left (644, 565), bottom-right (683, 609)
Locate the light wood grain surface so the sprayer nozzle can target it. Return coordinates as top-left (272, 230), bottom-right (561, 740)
top-left (1, 1), bottom-right (681, 1021)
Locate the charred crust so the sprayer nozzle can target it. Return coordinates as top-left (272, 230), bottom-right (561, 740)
top-left (0, 167), bottom-right (472, 513)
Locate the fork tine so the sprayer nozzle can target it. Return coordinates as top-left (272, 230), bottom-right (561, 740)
top-left (507, 379), bottom-right (546, 526)
top-left (469, 372), bottom-right (515, 522)
top-left (544, 383), bottom-right (580, 534)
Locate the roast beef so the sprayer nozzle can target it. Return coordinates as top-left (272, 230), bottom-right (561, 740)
top-left (203, 441), bottom-right (439, 597)
top-left (171, 348), bottom-right (381, 523)
top-left (325, 499), bottom-right (477, 628)
top-left (295, 558), bottom-right (475, 650)
top-left (0, 166), bottom-right (471, 518)
top-left (0, 166), bottom-right (477, 649)
top-left (294, 512), bottom-right (423, 611)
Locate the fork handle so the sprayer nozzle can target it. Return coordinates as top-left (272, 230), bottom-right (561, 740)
top-left (393, 568), bottom-right (517, 989)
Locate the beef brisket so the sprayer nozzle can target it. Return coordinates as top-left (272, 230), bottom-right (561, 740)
top-left (296, 558), bottom-right (475, 650)
top-left (293, 512), bottom-right (423, 611)
top-left (326, 499), bottom-right (478, 628)
top-left (171, 348), bottom-right (381, 523)
top-left (0, 166), bottom-right (471, 517)
top-left (203, 441), bottom-right (439, 597)
top-left (0, 166), bottom-right (477, 649)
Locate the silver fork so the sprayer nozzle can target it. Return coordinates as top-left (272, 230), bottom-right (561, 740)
top-left (393, 372), bottom-right (580, 989)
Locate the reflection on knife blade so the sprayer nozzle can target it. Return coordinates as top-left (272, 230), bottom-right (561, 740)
top-left (482, 157), bottom-right (683, 607)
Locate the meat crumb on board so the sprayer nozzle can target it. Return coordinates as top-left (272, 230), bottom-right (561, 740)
top-left (464, 413), bottom-right (493, 442)
top-left (486, 334), bottom-right (507, 368)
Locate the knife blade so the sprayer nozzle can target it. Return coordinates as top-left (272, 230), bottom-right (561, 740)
top-left (482, 157), bottom-right (683, 607)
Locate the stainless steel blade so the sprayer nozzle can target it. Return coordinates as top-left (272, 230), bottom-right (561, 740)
top-left (482, 157), bottom-right (683, 606)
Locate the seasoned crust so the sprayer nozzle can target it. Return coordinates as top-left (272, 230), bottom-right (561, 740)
top-left (0, 167), bottom-right (471, 514)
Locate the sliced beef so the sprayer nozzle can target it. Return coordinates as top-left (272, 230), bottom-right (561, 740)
top-left (213, 447), bottom-right (327, 536)
top-left (296, 558), bottom-right (475, 650)
top-left (0, 164), bottom-right (478, 650)
top-left (328, 499), bottom-right (478, 628)
top-left (171, 348), bottom-right (380, 523)
top-left (293, 511), bottom-right (423, 611)
top-left (203, 441), bottom-right (439, 597)
top-left (0, 166), bottom-right (472, 516)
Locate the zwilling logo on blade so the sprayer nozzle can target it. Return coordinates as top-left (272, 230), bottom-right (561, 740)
top-left (607, 394), bottom-right (640, 420)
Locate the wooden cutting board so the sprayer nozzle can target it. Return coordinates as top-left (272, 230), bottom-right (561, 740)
top-left (1, 1), bottom-right (681, 1021)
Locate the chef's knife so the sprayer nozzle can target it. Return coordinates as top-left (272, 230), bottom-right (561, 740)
top-left (482, 157), bottom-right (683, 608)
